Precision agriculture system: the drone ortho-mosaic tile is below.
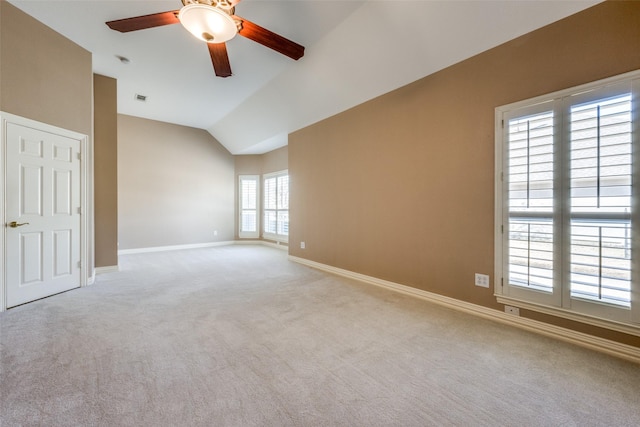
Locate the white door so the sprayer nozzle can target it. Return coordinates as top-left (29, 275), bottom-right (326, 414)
top-left (5, 122), bottom-right (81, 308)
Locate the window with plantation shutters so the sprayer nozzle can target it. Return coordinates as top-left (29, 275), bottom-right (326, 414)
top-left (239, 175), bottom-right (259, 238)
top-left (496, 71), bottom-right (640, 332)
top-left (263, 170), bottom-right (289, 242)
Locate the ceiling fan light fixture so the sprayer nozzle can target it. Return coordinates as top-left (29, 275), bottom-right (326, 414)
top-left (178, 4), bottom-right (237, 44)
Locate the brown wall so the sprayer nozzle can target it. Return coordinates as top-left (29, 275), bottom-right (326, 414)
top-left (0, 1), bottom-right (92, 137)
top-left (118, 115), bottom-right (235, 250)
top-left (289, 1), bottom-right (640, 346)
top-left (234, 146), bottom-right (288, 239)
top-left (93, 74), bottom-right (118, 267)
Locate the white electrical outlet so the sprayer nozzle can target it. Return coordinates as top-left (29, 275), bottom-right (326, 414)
top-left (214, 230), bottom-right (218, 236)
top-left (504, 305), bottom-right (520, 316)
top-left (300, 241), bottom-right (305, 249)
top-left (475, 273), bottom-right (490, 288)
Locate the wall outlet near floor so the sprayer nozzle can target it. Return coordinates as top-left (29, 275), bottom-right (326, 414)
top-left (300, 241), bottom-right (305, 249)
top-left (504, 305), bottom-right (520, 316)
top-left (214, 230), bottom-right (218, 236)
top-left (474, 273), bottom-right (490, 288)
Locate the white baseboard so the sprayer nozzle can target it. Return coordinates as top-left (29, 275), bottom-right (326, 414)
top-left (260, 241), bottom-right (288, 251)
top-left (118, 240), bottom-right (289, 255)
top-left (234, 239), bottom-right (288, 250)
top-left (289, 255), bottom-right (640, 365)
top-left (118, 241), bottom-right (235, 255)
top-left (233, 239), bottom-right (262, 245)
top-left (95, 265), bottom-right (119, 274)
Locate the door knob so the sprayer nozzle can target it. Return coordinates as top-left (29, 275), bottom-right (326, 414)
top-left (9, 221), bottom-right (29, 228)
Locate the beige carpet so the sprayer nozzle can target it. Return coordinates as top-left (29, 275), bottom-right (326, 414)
top-left (1, 245), bottom-right (639, 426)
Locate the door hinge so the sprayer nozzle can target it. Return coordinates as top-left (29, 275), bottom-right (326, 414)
top-left (77, 152), bottom-right (81, 161)
top-left (501, 224), bottom-right (504, 234)
top-left (501, 119), bottom-right (504, 129)
top-left (501, 277), bottom-right (504, 287)
top-left (77, 207), bottom-right (82, 214)
top-left (77, 260), bottom-right (81, 268)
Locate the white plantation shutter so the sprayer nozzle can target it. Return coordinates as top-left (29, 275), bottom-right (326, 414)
top-left (507, 111), bottom-right (555, 293)
top-left (264, 176), bottom-right (277, 234)
top-left (239, 175), bottom-right (259, 238)
top-left (277, 175), bottom-right (289, 210)
top-left (263, 171), bottom-right (289, 241)
top-left (277, 174), bottom-right (289, 235)
top-left (264, 209), bottom-right (277, 234)
top-left (277, 211), bottom-right (289, 235)
top-left (569, 94), bottom-right (632, 306)
top-left (497, 71), bottom-right (640, 328)
top-left (264, 176), bottom-right (277, 210)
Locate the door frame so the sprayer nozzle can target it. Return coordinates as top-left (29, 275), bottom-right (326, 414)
top-left (1, 112), bottom-right (91, 312)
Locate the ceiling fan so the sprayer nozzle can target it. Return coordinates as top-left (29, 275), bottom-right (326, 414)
top-left (106, 0), bottom-right (305, 78)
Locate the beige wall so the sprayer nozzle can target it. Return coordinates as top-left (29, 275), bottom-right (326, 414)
top-left (289, 1), bottom-right (640, 347)
top-left (234, 155), bottom-right (263, 176)
top-left (93, 74), bottom-right (118, 267)
top-left (118, 115), bottom-right (235, 249)
top-left (262, 146), bottom-right (288, 175)
top-left (0, 1), bottom-right (92, 137)
top-left (234, 146), bottom-right (288, 239)
top-left (234, 146), bottom-right (288, 176)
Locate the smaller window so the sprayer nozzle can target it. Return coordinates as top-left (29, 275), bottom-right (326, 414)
top-left (238, 175), bottom-right (259, 239)
top-left (263, 171), bottom-right (289, 242)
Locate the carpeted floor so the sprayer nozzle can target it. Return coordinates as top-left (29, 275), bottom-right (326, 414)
top-left (1, 245), bottom-right (639, 426)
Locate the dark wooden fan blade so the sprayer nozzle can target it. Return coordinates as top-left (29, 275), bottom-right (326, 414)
top-left (236, 16), bottom-right (304, 60)
top-left (208, 43), bottom-right (233, 78)
top-left (106, 10), bottom-right (180, 33)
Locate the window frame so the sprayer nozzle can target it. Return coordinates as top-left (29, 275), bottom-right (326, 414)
top-left (262, 170), bottom-right (289, 243)
top-left (495, 69), bottom-right (640, 335)
top-left (238, 175), bottom-right (260, 239)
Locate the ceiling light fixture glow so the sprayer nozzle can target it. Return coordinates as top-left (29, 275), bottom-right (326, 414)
top-left (178, 3), bottom-right (237, 44)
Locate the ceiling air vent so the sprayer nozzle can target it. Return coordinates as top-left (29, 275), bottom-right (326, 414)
top-left (134, 94), bottom-right (147, 102)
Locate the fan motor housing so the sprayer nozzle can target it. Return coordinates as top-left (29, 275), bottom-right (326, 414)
top-left (182, 0), bottom-right (235, 15)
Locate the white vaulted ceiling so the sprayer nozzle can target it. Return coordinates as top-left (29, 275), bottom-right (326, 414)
top-left (9, 0), bottom-right (601, 154)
